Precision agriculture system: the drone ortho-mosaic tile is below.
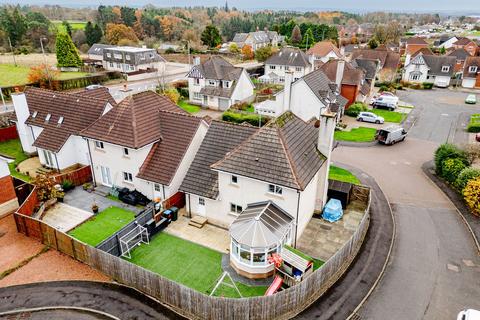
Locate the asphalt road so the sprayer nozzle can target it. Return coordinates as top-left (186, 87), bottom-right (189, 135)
top-left (0, 281), bottom-right (185, 320)
top-left (333, 107), bottom-right (480, 320)
top-left (397, 88), bottom-right (478, 144)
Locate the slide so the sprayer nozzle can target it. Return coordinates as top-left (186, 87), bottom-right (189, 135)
top-left (264, 275), bottom-right (283, 296)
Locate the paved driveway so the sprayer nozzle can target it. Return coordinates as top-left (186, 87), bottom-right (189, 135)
top-left (333, 138), bottom-right (480, 320)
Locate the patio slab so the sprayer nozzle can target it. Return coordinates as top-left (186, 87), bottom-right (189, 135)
top-left (297, 200), bottom-right (366, 261)
top-left (42, 203), bottom-right (93, 233)
top-left (17, 157), bottom-right (41, 178)
top-left (165, 211), bottom-right (230, 253)
top-left (64, 187), bottom-right (143, 214)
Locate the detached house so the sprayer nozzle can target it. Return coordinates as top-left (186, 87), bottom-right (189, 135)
top-left (451, 37), bottom-right (478, 57)
top-left (462, 56), bottom-right (480, 89)
top-left (403, 53), bottom-right (456, 87)
top-left (262, 47), bottom-right (313, 84)
top-left (231, 30), bottom-right (284, 51)
top-left (11, 87), bottom-right (115, 171)
top-left (448, 48), bottom-right (471, 73)
top-left (102, 46), bottom-right (166, 74)
top-left (405, 37), bottom-right (429, 56)
top-left (187, 56), bottom-right (254, 110)
top-left (81, 91), bottom-right (208, 201)
top-left (350, 48), bottom-right (400, 82)
top-left (307, 41), bottom-right (343, 68)
top-left (180, 110), bottom-right (337, 278)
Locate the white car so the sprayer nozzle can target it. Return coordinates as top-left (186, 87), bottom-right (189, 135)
top-left (458, 309), bottom-right (480, 320)
top-left (356, 112), bottom-right (384, 124)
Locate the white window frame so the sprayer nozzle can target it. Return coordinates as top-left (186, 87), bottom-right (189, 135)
top-left (230, 203), bottom-right (242, 215)
top-left (208, 80), bottom-right (216, 86)
top-left (441, 66), bottom-right (450, 72)
top-left (154, 183), bottom-right (161, 192)
top-left (199, 197), bottom-right (205, 206)
top-left (268, 184), bottom-right (283, 195)
top-left (194, 78), bottom-right (200, 85)
top-left (95, 141), bottom-right (104, 149)
top-left (193, 92), bottom-right (203, 100)
top-left (231, 175), bottom-right (238, 184)
top-left (469, 66), bottom-right (478, 73)
top-left (295, 67), bottom-right (302, 72)
top-left (109, 62), bottom-right (114, 68)
top-left (123, 172), bottom-right (133, 183)
top-left (270, 65), bottom-right (276, 70)
top-left (123, 148), bottom-right (129, 156)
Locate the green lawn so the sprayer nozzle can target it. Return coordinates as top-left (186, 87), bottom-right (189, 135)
top-left (128, 232), bottom-right (267, 297)
top-left (245, 105), bottom-right (255, 113)
top-left (371, 109), bottom-right (405, 123)
top-left (0, 64), bottom-right (89, 87)
top-left (334, 127), bottom-right (377, 142)
top-left (329, 165), bottom-right (360, 185)
top-left (68, 206), bottom-right (135, 246)
top-left (0, 139), bottom-right (31, 181)
top-left (178, 100), bottom-right (201, 113)
top-left (52, 20), bottom-right (87, 32)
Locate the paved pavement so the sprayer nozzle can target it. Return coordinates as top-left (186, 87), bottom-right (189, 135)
top-left (0, 281), bottom-right (185, 320)
top-left (332, 138), bottom-right (480, 319)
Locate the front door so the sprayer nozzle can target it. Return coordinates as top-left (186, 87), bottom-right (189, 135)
top-left (100, 166), bottom-right (112, 186)
top-left (197, 197), bottom-right (206, 216)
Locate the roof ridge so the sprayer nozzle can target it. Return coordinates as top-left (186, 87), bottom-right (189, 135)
top-left (130, 96), bottom-right (139, 148)
top-left (26, 86), bottom-right (112, 106)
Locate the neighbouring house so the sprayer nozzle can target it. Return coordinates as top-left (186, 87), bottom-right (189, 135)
top-left (462, 56), bottom-right (480, 89)
top-left (435, 35), bottom-right (459, 49)
top-left (81, 91), bottom-right (209, 201)
top-left (102, 46), bottom-right (166, 74)
top-left (231, 30), bottom-right (285, 51)
top-left (405, 47), bottom-right (434, 66)
top-left (307, 41), bottom-right (343, 68)
top-left (319, 59), bottom-right (377, 106)
top-left (11, 87), bottom-right (115, 171)
top-left (405, 37), bottom-right (429, 56)
top-left (402, 53), bottom-right (456, 87)
top-left (341, 44), bottom-right (361, 59)
top-left (451, 37), bottom-right (478, 56)
top-left (86, 44), bottom-right (115, 65)
top-left (448, 48), bottom-right (471, 73)
top-left (262, 47), bottom-right (313, 84)
top-left (180, 110), bottom-right (337, 278)
top-left (0, 155), bottom-right (18, 217)
top-left (350, 48), bottom-right (400, 82)
top-left (187, 56), bottom-right (255, 110)
top-left (255, 69), bottom-right (348, 120)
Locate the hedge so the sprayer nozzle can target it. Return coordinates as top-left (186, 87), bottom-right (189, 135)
top-left (455, 167), bottom-right (480, 191)
top-left (345, 102), bottom-right (368, 117)
top-left (467, 114), bottom-right (480, 133)
top-left (441, 158), bottom-right (467, 183)
top-left (434, 143), bottom-right (468, 176)
top-left (222, 110), bottom-right (268, 127)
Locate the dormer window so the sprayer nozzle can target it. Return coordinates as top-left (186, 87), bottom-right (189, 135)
top-left (222, 81), bottom-right (230, 88)
top-left (45, 113), bottom-right (51, 122)
top-left (32, 111), bottom-right (38, 118)
top-left (208, 80), bottom-right (216, 86)
top-left (441, 66), bottom-right (450, 72)
top-left (57, 116), bottom-right (64, 124)
top-left (469, 66), bottom-right (478, 73)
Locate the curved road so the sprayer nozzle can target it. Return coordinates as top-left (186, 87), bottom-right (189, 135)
top-left (0, 281), bottom-right (185, 320)
top-left (333, 89), bottom-right (480, 320)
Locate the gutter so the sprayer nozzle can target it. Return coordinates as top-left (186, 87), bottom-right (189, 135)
top-left (294, 190), bottom-right (301, 248)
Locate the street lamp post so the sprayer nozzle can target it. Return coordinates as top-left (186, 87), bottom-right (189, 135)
top-left (40, 37), bottom-right (51, 88)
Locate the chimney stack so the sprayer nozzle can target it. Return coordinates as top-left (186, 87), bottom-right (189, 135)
top-left (193, 56), bottom-right (201, 66)
top-left (283, 71), bottom-right (293, 112)
top-left (335, 60), bottom-right (345, 88)
top-left (11, 91), bottom-right (36, 154)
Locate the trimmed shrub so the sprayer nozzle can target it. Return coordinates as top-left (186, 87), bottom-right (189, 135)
top-left (177, 87), bottom-right (189, 99)
top-left (62, 180), bottom-right (75, 191)
top-left (434, 143), bottom-right (468, 176)
top-left (455, 167), bottom-right (480, 191)
top-left (441, 158), bottom-right (467, 183)
top-left (345, 102), bottom-right (368, 117)
top-left (467, 114), bottom-right (480, 133)
top-left (422, 82), bottom-right (434, 89)
top-left (463, 177), bottom-right (480, 217)
top-left (222, 110), bottom-right (268, 127)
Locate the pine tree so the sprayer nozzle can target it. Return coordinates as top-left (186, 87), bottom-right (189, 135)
top-left (56, 32), bottom-right (82, 67)
top-left (201, 25), bottom-right (222, 48)
top-left (291, 25), bottom-right (302, 45)
top-left (62, 20), bottom-right (72, 37)
top-left (302, 28), bottom-right (314, 49)
top-left (85, 22), bottom-right (102, 46)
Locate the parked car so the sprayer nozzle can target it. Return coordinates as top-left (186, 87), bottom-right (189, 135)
top-left (372, 95), bottom-right (399, 111)
top-left (457, 309), bottom-right (480, 320)
top-left (357, 112), bottom-right (385, 124)
top-left (375, 126), bottom-right (407, 145)
top-left (465, 94), bottom-right (477, 104)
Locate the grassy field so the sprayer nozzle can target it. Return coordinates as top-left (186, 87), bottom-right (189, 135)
top-left (0, 64), bottom-right (89, 87)
top-left (0, 139), bottom-right (31, 181)
top-left (128, 232), bottom-right (267, 297)
top-left (371, 109), bottom-right (405, 123)
top-left (178, 100), bottom-right (201, 113)
top-left (68, 207), bottom-right (135, 246)
top-left (334, 127), bottom-right (377, 142)
top-left (329, 165), bottom-right (360, 185)
top-left (52, 20), bottom-right (87, 33)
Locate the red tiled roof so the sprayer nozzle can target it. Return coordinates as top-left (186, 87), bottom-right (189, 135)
top-left (307, 41), bottom-right (341, 58)
top-left (319, 60), bottom-right (364, 86)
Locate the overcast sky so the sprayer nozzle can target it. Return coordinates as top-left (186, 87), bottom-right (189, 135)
top-left (1, 0), bottom-right (479, 13)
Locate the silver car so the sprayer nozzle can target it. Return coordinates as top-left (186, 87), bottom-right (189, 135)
top-left (356, 112), bottom-right (384, 124)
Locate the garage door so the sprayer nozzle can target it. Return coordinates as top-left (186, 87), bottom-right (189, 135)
top-left (219, 98), bottom-right (230, 111)
top-left (475, 76), bottom-right (480, 88)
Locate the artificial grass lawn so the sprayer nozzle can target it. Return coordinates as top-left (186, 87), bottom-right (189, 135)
top-left (371, 109), bottom-right (405, 123)
top-left (329, 166), bottom-right (361, 185)
top-left (0, 139), bottom-right (31, 181)
top-left (0, 64), bottom-right (89, 87)
top-left (334, 127), bottom-right (377, 142)
top-left (127, 232), bottom-right (267, 297)
top-left (178, 100), bottom-right (201, 113)
top-left (68, 206), bottom-right (135, 246)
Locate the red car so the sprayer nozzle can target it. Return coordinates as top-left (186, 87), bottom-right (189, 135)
top-left (476, 133), bottom-right (480, 142)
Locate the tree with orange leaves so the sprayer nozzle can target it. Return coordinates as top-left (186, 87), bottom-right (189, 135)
top-left (27, 64), bottom-right (59, 89)
top-left (105, 23), bottom-right (139, 45)
top-left (242, 45), bottom-right (254, 60)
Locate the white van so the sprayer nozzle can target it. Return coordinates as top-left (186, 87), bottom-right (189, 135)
top-left (458, 309), bottom-right (480, 320)
top-left (375, 126), bottom-right (407, 145)
top-left (372, 95), bottom-right (399, 111)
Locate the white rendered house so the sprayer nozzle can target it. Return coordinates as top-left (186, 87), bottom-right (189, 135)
top-left (402, 53), bottom-right (456, 87)
top-left (262, 47), bottom-right (314, 84)
top-left (187, 56), bottom-right (255, 110)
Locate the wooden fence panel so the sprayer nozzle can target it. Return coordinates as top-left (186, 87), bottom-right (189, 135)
top-left (52, 165), bottom-right (92, 186)
top-left (55, 231), bottom-right (75, 257)
top-left (41, 223), bottom-right (57, 249)
top-left (73, 241), bottom-right (89, 263)
top-left (25, 218), bottom-right (42, 241)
